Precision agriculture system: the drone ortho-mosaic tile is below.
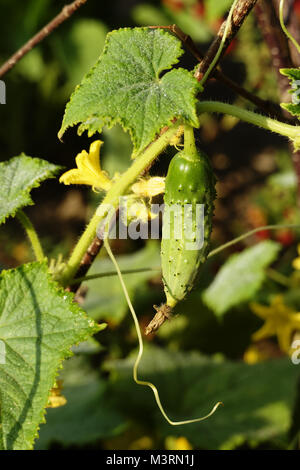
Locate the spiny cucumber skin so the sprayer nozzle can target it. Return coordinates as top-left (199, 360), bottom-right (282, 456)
top-left (161, 150), bottom-right (216, 308)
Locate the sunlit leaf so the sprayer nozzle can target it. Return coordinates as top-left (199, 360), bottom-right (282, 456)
top-left (59, 28), bottom-right (199, 155)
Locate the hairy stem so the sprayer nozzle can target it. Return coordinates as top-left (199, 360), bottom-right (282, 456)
top-left (67, 210), bottom-right (119, 293)
top-left (184, 125), bottom-right (198, 157)
top-left (213, 70), bottom-right (284, 119)
top-left (16, 210), bottom-right (45, 262)
top-left (197, 101), bottom-right (300, 142)
top-left (59, 124), bottom-right (183, 286)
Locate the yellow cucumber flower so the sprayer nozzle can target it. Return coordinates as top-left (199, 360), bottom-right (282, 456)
top-left (243, 343), bottom-right (273, 364)
top-left (60, 140), bottom-right (112, 191)
top-left (165, 436), bottom-right (193, 450)
top-left (251, 295), bottom-right (300, 353)
top-left (131, 176), bottom-right (165, 200)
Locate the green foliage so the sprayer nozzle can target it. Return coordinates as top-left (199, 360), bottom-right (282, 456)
top-left (2, 1), bottom-right (300, 451)
top-left (132, 4), bottom-right (171, 26)
top-left (0, 262), bottom-right (100, 450)
top-left (105, 346), bottom-right (298, 450)
top-left (35, 356), bottom-right (126, 449)
top-left (204, 0), bottom-right (233, 21)
top-left (280, 68), bottom-right (300, 118)
top-left (234, 14), bottom-right (278, 103)
top-left (132, 3), bottom-right (212, 42)
top-left (102, 125), bottom-right (133, 176)
top-left (0, 155), bottom-right (61, 224)
top-left (203, 241), bottom-right (281, 316)
top-left (252, 153), bottom-right (299, 226)
top-left (55, 19), bottom-right (108, 95)
top-left (58, 28), bottom-right (200, 154)
top-left (16, 48), bottom-right (45, 83)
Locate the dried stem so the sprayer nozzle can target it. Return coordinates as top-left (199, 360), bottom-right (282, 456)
top-left (0, 0), bottom-right (88, 78)
top-left (195, 0), bottom-right (258, 80)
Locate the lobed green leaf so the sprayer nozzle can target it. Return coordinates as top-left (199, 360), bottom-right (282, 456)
top-left (35, 356), bottom-right (126, 449)
top-left (58, 27), bottom-right (200, 155)
top-left (0, 262), bottom-right (100, 450)
top-left (0, 154), bottom-right (61, 225)
top-left (105, 346), bottom-right (299, 449)
top-left (203, 241), bottom-right (281, 316)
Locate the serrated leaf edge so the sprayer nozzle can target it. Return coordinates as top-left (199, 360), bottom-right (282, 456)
top-left (0, 261), bottom-right (101, 450)
top-left (0, 154), bottom-right (63, 225)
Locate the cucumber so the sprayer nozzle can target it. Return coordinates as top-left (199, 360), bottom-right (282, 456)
top-left (145, 126), bottom-right (216, 334)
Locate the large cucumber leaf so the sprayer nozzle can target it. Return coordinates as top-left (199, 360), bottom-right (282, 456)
top-left (59, 28), bottom-right (200, 155)
top-left (0, 262), bottom-right (100, 450)
top-left (0, 154), bottom-right (61, 224)
top-left (203, 241), bottom-right (281, 316)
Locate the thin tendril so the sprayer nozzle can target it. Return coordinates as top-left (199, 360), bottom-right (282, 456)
top-left (199, 0), bottom-right (238, 87)
top-left (103, 237), bottom-right (222, 426)
top-left (279, 0), bottom-right (300, 55)
top-left (208, 224), bottom-right (300, 258)
top-left (70, 267), bottom-right (160, 285)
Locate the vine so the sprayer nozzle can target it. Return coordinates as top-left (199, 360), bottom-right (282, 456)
top-left (2, 0), bottom-right (300, 450)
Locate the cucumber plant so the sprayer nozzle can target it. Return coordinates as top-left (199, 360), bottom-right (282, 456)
top-left (146, 126), bottom-right (216, 334)
top-left (2, 0), bottom-right (300, 449)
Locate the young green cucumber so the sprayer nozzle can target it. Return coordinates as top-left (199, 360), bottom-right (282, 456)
top-left (145, 126), bottom-right (216, 334)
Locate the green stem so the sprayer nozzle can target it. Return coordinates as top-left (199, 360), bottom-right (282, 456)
top-left (59, 124), bottom-right (183, 286)
top-left (16, 210), bottom-right (45, 262)
top-left (70, 267), bottom-right (161, 285)
top-left (266, 268), bottom-right (291, 287)
top-left (208, 224), bottom-right (300, 258)
top-left (184, 125), bottom-right (198, 159)
top-left (197, 101), bottom-right (300, 144)
top-left (279, 0), bottom-right (300, 55)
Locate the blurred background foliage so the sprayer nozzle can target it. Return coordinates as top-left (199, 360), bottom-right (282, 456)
top-left (1, 0), bottom-right (300, 450)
